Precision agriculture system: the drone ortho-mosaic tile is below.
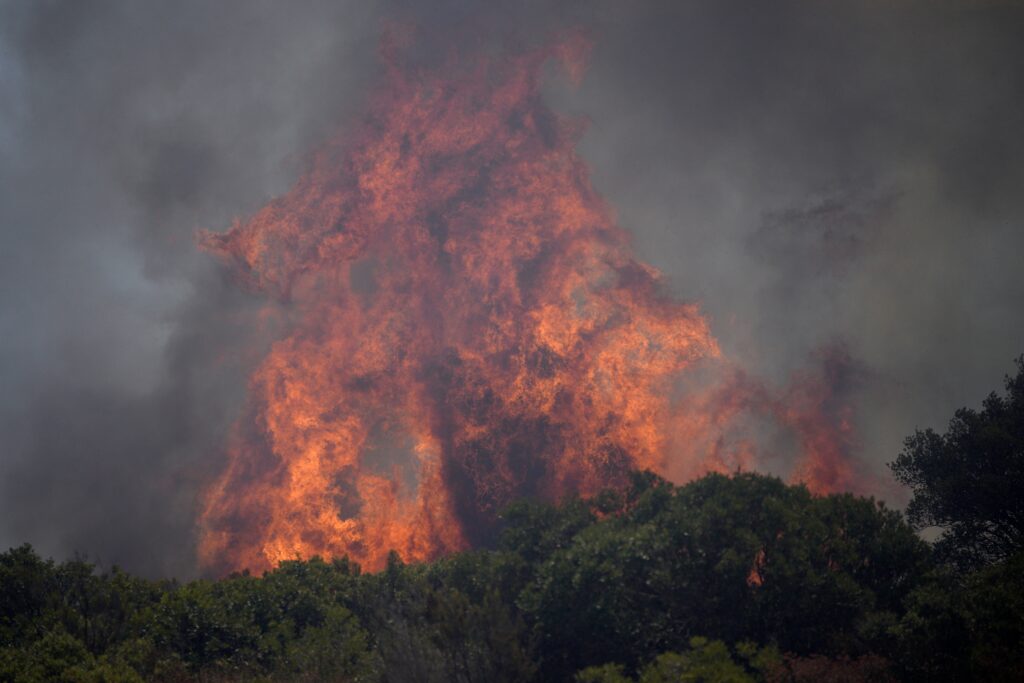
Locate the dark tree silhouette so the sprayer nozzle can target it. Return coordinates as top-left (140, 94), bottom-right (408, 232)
top-left (890, 356), bottom-right (1024, 569)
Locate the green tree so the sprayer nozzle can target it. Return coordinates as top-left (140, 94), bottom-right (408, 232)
top-left (638, 639), bottom-right (754, 683)
top-left (890, 356), bottom-right (1024, 569)
top-left (521, 472), bottom-right (926, 679)
top-left (575, 638), bottom-right (776, 683)
top-left (1, 545), bottom-right (54, 646)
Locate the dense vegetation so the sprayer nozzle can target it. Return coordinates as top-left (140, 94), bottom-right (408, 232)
top-left (2, 360), bottom-right (1022, 682)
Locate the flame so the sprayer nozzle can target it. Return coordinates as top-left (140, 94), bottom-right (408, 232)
top-left (197, 30), bottom-right (866, 575)
top-left (667, 346), bottom-right (863, 495)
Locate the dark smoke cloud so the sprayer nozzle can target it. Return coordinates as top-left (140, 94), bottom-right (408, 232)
top-left (0, 0), bottom-right (384, 576)
top-left (1, 0), bottom-right (1022, 576)
top-left (560, 0), bottom-right (1024, 492)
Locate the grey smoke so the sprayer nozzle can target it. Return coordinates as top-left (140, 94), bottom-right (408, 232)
top-left (0, 0), bottom-right (1021, 576)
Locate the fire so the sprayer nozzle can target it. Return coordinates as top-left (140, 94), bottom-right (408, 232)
top-left (197, 30), bottom-right (865, 575)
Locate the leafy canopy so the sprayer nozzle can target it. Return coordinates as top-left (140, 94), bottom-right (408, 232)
top-left (890, 356), bottom-right (1024, 569)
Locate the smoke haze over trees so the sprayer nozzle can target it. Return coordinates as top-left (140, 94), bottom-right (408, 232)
top-left (1, 0), bottom-right (1023, 577)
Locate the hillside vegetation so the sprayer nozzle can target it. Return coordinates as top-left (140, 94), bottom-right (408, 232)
top-left (3, 359), bottom-right (1023, 682)
top-left (0, 471), bottom-right (1020, 682)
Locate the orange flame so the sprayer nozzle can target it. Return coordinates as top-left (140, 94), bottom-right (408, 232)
top-left (197, 31), bottom-right (867, 575)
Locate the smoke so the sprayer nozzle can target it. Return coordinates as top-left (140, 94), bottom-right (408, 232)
top-left (1, 0), bottom-right (1022, 577)
top-left (0, 0), bottom-right (384, 576)
top-left (561, 0), bottom-right (1024, 500)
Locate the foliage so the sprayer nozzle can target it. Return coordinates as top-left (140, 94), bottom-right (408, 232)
top-left (0, 464), bottom-right (1021, 681)
top-left (518, 473), bottom-right (928, 679)
top-left (575, 637), bottom-right (778, 682)
top-left (890, 552), bottom-right (1024, 682)
top-left (890, 356), bottom-right (1024, 569)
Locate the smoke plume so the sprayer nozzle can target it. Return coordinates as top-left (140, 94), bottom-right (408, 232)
top-left (1, 0), bottom-right (1022, 577)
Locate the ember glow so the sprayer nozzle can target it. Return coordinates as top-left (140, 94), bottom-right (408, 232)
top-left (197, 31), bottom-right (865, 575)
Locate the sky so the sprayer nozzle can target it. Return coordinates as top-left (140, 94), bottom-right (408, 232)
top-left (1, 0), bottom-right (1022, 577)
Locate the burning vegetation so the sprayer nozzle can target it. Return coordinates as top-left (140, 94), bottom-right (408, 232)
top-left (197, 31), bottom-right (867, 575)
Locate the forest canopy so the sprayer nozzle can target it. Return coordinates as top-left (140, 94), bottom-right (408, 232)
top-left (2, 359), bottom-right (1023, 682)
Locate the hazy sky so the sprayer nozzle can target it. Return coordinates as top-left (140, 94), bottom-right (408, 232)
top-left (1, 0), bottom-right (1022, 577)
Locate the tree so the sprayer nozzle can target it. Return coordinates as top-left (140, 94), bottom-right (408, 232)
top-left (637, 639), bottom-right (754, 683)
top-left (520, 472), bottom-right (927, 679)
top-left (889, 356), bottom-right (1024, 569)
top-left (575, 638), bottom-right (778, 683)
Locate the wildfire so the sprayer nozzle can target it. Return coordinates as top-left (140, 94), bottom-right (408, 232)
top-left (198, 29), bottom-right (864, 575)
